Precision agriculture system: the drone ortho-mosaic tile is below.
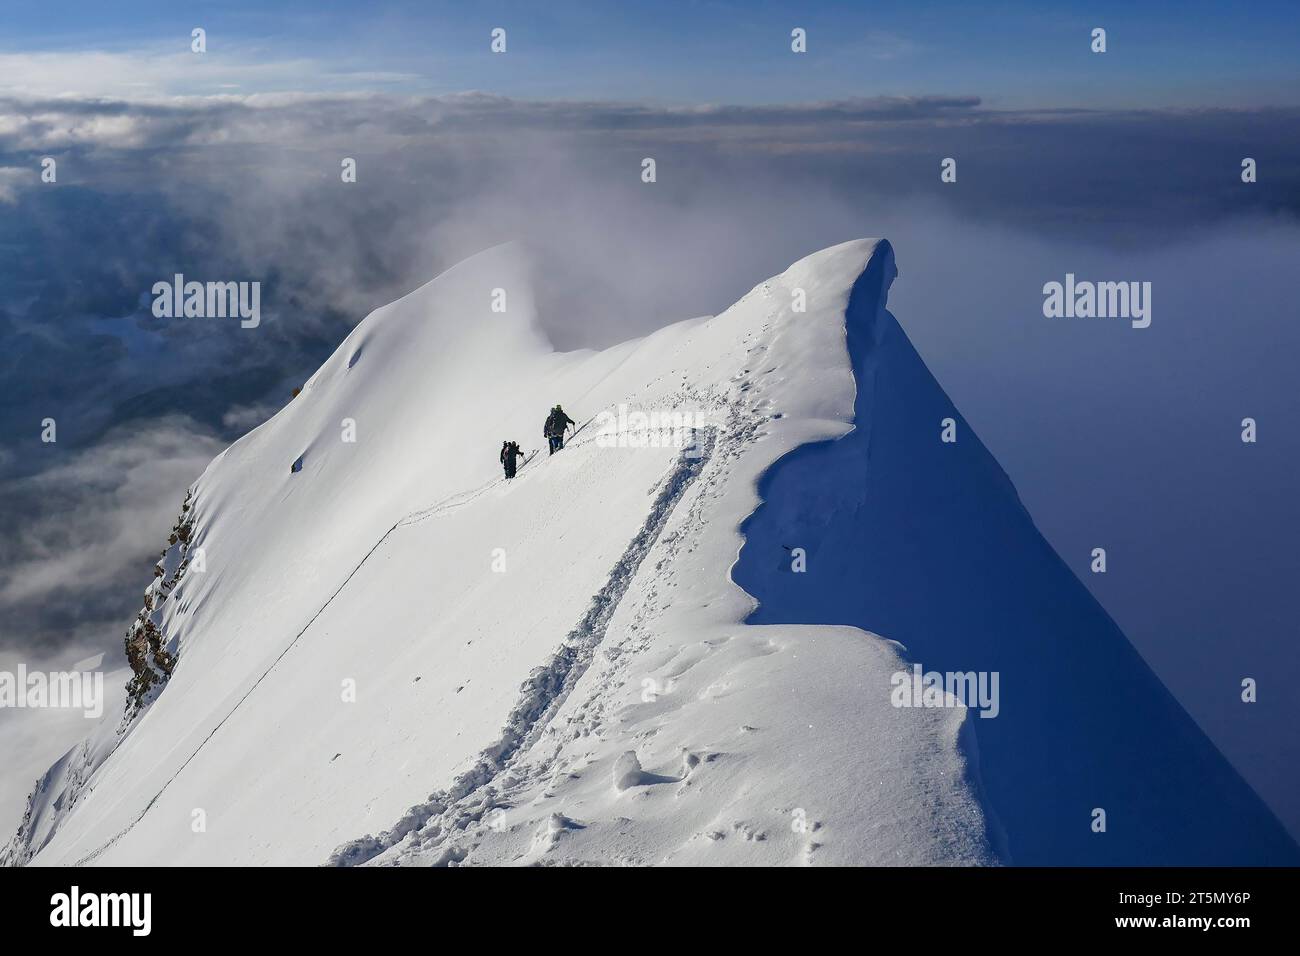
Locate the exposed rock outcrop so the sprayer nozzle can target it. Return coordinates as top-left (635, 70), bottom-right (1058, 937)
top-left (124, 489), bottom-right (196, 716)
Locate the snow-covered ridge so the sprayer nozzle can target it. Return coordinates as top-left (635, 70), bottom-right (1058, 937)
top-left (10, 237), bottom-right (1290, 865)
top-left (12, 238), bottom-right (995, 865)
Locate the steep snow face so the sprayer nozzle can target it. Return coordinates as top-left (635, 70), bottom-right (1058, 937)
top-left (18, 239), bottom-right (996, 866)
top-left (733, 248), bottom-right (1300, 865)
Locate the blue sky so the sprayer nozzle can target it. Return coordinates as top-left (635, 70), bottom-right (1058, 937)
top-left (3, 0), bottom-right (1298, 106)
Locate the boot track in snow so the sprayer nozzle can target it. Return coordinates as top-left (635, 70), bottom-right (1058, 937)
top-left (327, 427), bottom-right (717, 866)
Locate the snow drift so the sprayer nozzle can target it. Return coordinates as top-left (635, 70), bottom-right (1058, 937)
top-left (5, 239), bottom-right (1293, 866)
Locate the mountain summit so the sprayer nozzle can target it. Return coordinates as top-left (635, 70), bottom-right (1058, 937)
top-left (6, 239), bottom-right (1291, 866)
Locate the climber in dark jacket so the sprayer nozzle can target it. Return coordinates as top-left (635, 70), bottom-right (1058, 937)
top-left (500, 440), bottom-right (524, 479)
top-left (544, 404), bottom-right (575, 454)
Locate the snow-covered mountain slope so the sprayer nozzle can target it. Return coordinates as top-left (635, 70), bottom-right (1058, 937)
top-left (8, 238), bottom-right (1292, 866)
top-left (0, 661), bottom-right (128, 863)
top-left (8, 240), bottom-right (991, 866)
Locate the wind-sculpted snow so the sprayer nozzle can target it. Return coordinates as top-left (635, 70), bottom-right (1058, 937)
top-left (12, 238), bottom-right (1083, 866)
top-left (733, 243), bottom-right (1299, 865)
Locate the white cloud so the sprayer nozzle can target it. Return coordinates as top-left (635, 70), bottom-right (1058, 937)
top-left (0, 418), bottom-right (223, 608)
top-left (0, 165), bottom-right (31, 202)
top-left (221, 402), bottom-right (277, 433)
top-left (0, 48), bottom-right (422, 101)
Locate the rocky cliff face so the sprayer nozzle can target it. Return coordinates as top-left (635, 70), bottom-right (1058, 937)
top-left (123, 490), bottom-right (195, 715)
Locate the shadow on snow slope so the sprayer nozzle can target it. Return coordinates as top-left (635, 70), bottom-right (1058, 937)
top-left (731, 241), bottom-right (1299, 866)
